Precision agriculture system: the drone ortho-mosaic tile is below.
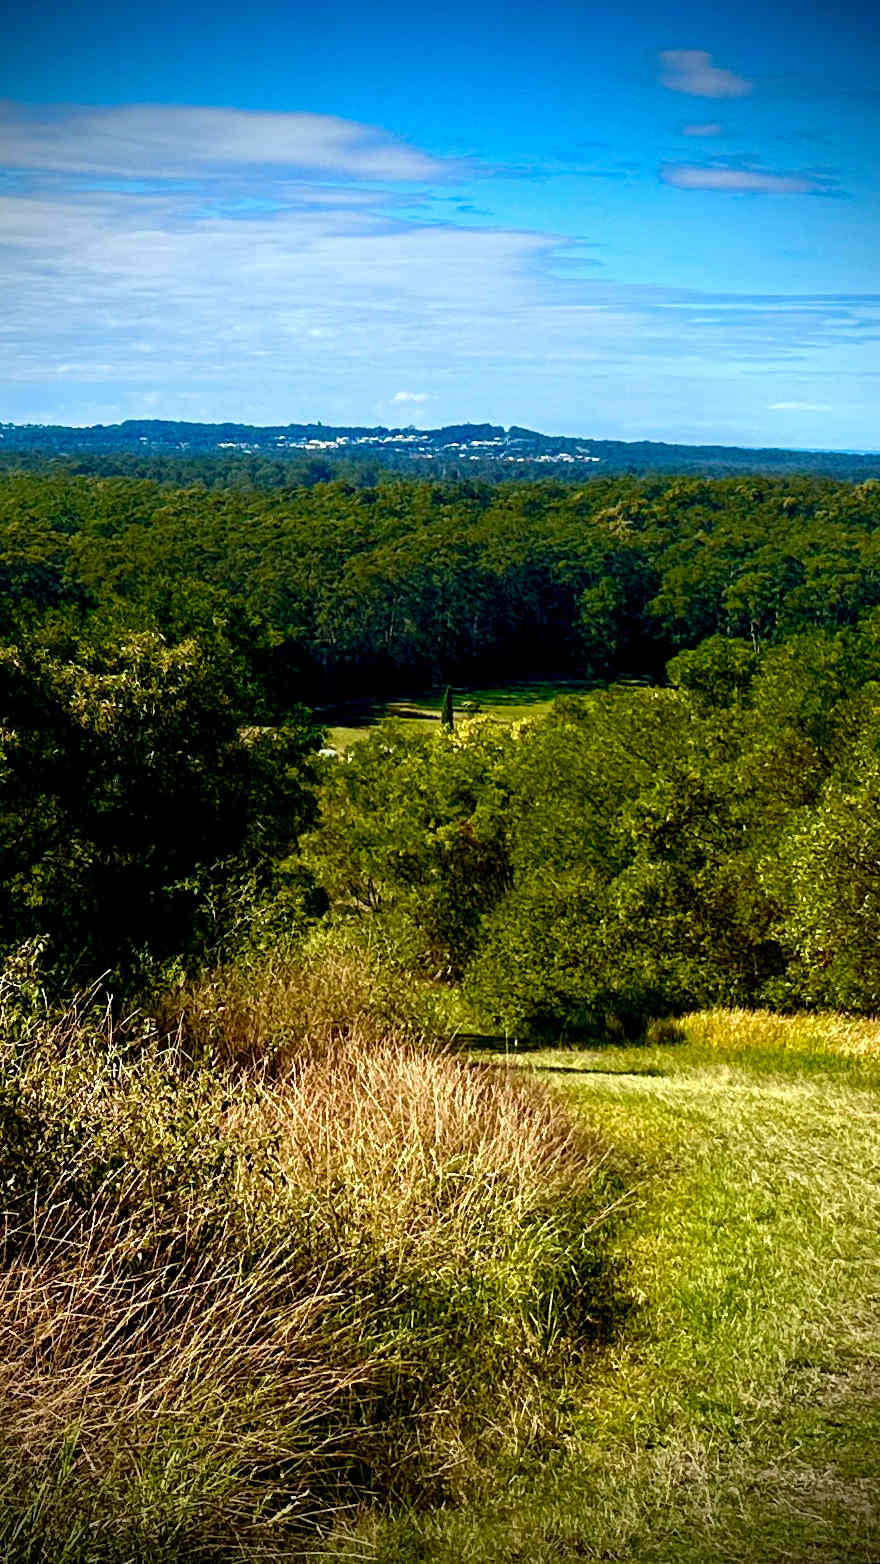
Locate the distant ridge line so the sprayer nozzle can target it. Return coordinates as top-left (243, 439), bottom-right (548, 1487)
top-left (1, 419), bottom-right (877, 478)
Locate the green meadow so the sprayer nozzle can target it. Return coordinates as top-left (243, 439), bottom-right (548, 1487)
top-left (5, 972), bottom-right (876, 1564)
top-left (343, 1012), bottom-right (880, 1562)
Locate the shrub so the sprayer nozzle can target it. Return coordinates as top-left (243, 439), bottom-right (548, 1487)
top-left (163, 923), bottom-right (433, 1067)
top-left (0, 955), bottom-right (625, 1560)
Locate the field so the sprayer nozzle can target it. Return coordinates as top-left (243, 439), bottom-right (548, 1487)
top-left (334, 1012), bottom-right (880, 1562)
top-left (2, 966), bottom-right (878, 1563)
top-left (321, 681), bottom-right (589, 750)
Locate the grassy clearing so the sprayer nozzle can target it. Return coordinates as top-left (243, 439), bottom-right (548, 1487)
top-left (0, 950), bottom-right (622, 1562)
top-left (6, 964), bottom-right (877, 1561)
top-left (323, 681), bottom-right (586, 751)
top-left (339, 1011), bottom-right (880, 1562)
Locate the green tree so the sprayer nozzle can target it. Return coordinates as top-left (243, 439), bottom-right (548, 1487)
top-left (777, 767), bottom-right (880, 1010)
top-left (302, 721), bottom-right (513, 975)
top-left (0, 634), bottom-right (320, 991)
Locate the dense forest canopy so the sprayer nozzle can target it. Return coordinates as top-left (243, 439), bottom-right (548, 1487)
top-left (302, 623), bottom-right (880, 1029)
top-left (5, 463), bottom-right (880, 1013)
top-left (4, 469), bottom-right (880, 704)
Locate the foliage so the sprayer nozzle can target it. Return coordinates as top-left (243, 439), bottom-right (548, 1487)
top-left (4, 470), bottom-right (880, 708)
top-left (0, 633), bottom-right (320, 991)
top-left (3, 462), bottom-right (880, 1559)
top-left (302, 721), bottom-right (514, 977)
top-left (781, 768), bottom-right (880, 1009)
top-left (304, 618), bottom-right (880, 1027)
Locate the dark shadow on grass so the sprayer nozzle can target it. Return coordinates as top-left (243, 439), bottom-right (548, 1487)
top-left (455, 1031), bottom-right (557, 1054)
top-left (535, 1062), bottom-right (669, 1077)
top-left (456, 1014), bottom-right (687, 1056)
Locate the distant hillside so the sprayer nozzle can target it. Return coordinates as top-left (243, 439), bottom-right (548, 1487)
top-left (1, 418), bottom-right (878, 480)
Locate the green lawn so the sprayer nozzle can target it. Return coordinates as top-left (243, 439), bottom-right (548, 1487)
top-left (332, 1011), bottom-right (880, 1561)
top-left (323, 680), bottom-right (590, 751)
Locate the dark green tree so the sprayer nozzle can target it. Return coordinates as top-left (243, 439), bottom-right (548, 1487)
top-left (0, 634), bottom-right (321, 992)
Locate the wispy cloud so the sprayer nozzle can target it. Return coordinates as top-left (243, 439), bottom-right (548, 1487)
top-left (681, 123), bottom-right (724, 137)
top-left (659, 51), bottom-right (752, 99)
top-left (0, 101), bottom-right (455, 183)
top-left (2, 176), bottom-right (873, 390)
top-left (661, 162), bottom-right (825, 194)
top-left (0, 99), bottom-right (876, 446)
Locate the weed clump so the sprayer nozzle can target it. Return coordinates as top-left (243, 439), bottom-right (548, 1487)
top-left (0, 950), bottom-right (623, 1561)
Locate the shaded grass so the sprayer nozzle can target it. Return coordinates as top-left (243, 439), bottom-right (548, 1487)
top-left (323, 681), bottom-right (586, 752)
top-left (339, 1011), bottom-right (880, 1561)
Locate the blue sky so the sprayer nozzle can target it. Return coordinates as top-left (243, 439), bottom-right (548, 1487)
top-left (2, 0), bottom-right (879, 448)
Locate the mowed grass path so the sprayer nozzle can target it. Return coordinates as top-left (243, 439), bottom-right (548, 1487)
top-left (353, 1013), bottom-right (880, 1562)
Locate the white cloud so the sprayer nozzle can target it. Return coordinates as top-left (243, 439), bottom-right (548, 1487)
top-left (659, 51), bottom-right (752, 99)
top-left (682, 123), bottom-right (724, 137)
top-left (661, 163), bottom-right (817, 193)
top-left (2, 177), bottom-right (872, 403)
top-left (1, 99), bottom-right (877, 448)
top-left (0, 101), bottom-right (453, 182)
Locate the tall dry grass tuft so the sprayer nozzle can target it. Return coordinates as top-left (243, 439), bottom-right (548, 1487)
top-left (164, 928), bottom-right (435, 1066)
top-left (0, 954), bottom-right (623, 1560)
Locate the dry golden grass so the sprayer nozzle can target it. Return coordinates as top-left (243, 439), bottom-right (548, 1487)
top-left (235, 1034), bottom-right (601, 1257)
top-left (0, 955), bottom-right (617, 1561)
top-left (165, 932), bottom-right (431, 1066)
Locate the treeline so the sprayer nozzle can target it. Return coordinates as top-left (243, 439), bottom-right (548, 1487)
top-left (4, 469), bottom-right (880, 706)
top-left (303, 624), bottom-right (880, 1025)
top-left (6, 466), bottom-right (880, 1012)
top-left (4, 418), bottom-right (879, 480)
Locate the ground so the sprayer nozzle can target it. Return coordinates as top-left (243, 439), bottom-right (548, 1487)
top-left (336, 1012), bottom-right (880, 1561)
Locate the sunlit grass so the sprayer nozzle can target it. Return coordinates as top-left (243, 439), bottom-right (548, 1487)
top-left (325, 680), bottom-right (585, 750)
top-left (510, 1008), bottom-right (880, 1090)
top-left (683, 1006), bottom-right (880, 1066)
top-left (341, 1011), bottom-right (880, 1562)
top-left (7, 957), bottom-right (878, 1561)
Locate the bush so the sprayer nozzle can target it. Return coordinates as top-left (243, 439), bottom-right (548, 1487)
top-left (163, 923), bottom-right (435, 1067)
top-left (0, 953), bottom-right (626, 1560)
